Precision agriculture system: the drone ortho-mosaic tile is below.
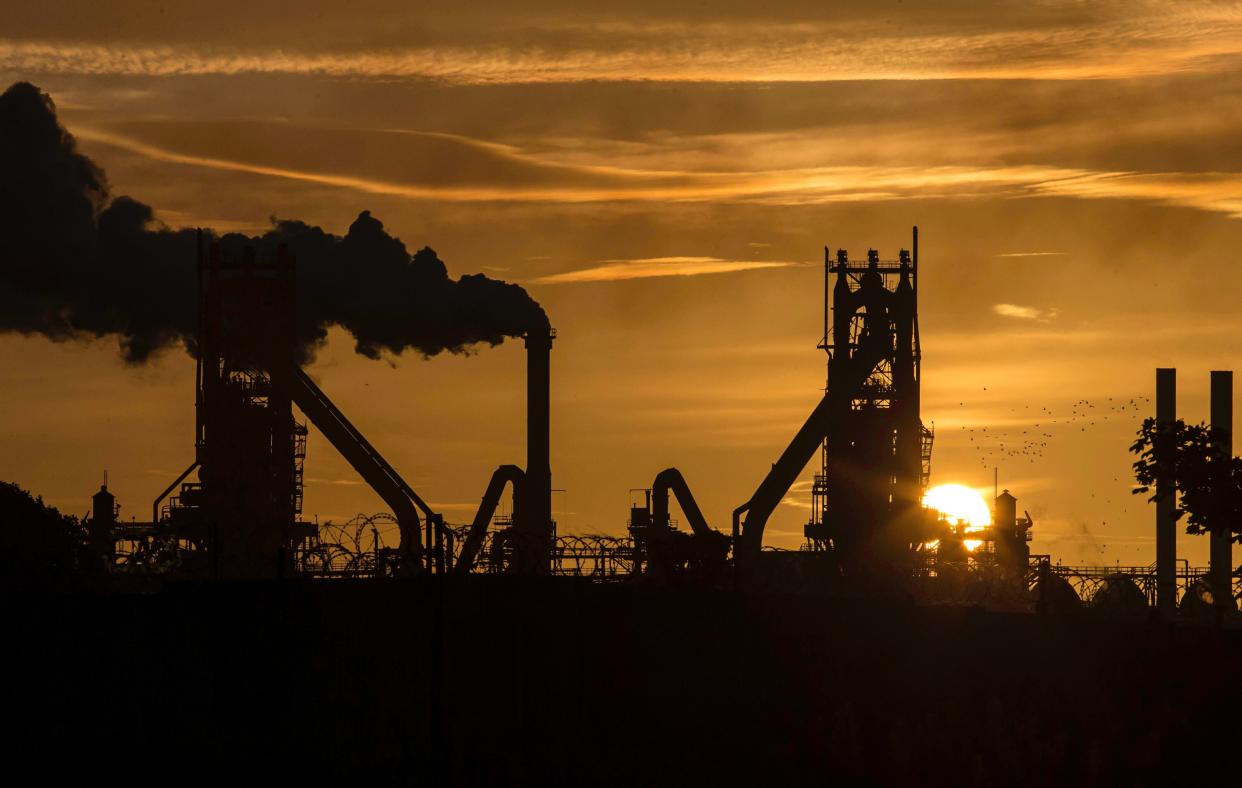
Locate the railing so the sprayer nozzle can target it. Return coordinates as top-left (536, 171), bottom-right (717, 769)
top-left (291, 515), bottom-right (641, 580)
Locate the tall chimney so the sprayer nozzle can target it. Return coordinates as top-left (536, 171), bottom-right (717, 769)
top-left (523, 322), bottom-right (554, 574)
top-left (1156, 368), bottom-right (1177, 617)
top-left (1210, 370), bottom-right (1233, 608)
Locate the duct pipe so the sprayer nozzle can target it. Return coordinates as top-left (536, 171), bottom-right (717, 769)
top-left (456, 465), bottom-right (526, 575)
top-left (651, 468), bottom-right (713, 537)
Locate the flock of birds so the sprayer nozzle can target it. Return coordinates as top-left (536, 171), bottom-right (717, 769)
top-left (954, 392), bottom-right (1154, 558)
top-left (959, 393), bottom-right (1152, 466)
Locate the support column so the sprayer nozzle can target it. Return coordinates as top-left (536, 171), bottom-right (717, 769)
top-left (1210, 370), bottom-right (1233, 609)
top-left (1156, 368), bottom-right (1177, 617)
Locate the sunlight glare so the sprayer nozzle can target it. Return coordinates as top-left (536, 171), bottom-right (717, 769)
top-left (922, 484), bottom-right (992, 531)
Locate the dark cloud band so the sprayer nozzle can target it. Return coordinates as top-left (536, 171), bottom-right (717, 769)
top-left (0, 82), bottom-right (546, 364)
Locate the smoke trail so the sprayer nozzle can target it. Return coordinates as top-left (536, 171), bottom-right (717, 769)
top-left (0, 81), bottom-right (547, 364)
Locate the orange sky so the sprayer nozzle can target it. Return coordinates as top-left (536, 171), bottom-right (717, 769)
top-left (4, 1), bottom-right (1242, 567)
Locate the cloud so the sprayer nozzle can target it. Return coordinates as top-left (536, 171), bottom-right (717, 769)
top-left (7, 3), bottom-right (1242, 84)
top-left (993, 304), bottom-right (1058, 321)
top-left (996, 251), bottom-right (1067, 258)
top-left (0, 82), bottom-right (547, 363)
top-left (780, 478), bottom-right (815, 510)
top-left (534, 256), bottom-right (799, 284)
top-left (1031, 170), bottom-right (1242, 219)
top-left (67, 119), bottom-right (1242, 221)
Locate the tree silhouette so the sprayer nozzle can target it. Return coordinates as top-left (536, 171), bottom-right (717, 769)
top-left (1131, 417), bottom-right (1242, 549)
top-left (0, 480), bottom-right (91, 589)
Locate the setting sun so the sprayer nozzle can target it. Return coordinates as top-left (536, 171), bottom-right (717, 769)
top-left (923, 484), bottom-right (992, 529)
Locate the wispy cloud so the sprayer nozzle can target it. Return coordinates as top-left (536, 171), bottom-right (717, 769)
top-left (7, 4), bottom-right (1242, 84)
top-left (993, 303), bottom-right (1059, 321)
top-left (73, 125), bottom-right (1242, 221)
top-left (1031, 170), bottom-right (1242, 219)
top-left (535, 256), bottom-right (799, 284)
top-left (781, 479), bottom-right (815, 510)
top-left (997, 251), bottom-right (1067, 258)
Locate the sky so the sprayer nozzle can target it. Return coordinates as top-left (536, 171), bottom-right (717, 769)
top-left (3, 0), bottom-right (1242, 567)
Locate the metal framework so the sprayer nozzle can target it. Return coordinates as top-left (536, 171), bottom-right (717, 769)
top-left (799, 237), bottom-right (930, 582)
top-left (133, 239), bottom-right (313, 579)
top-left (97, 236), bottom-right (443, 579)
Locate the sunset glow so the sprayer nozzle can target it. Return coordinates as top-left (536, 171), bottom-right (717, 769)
top-left (2, 0), bottom-right (1238, 569)
top-left (5, 6), bottom-right (1241, 782)
top-left (923, 484), bottom-right (992, 530)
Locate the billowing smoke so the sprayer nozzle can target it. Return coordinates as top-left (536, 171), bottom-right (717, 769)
top-left (0, 81), bottom-right (547, 364)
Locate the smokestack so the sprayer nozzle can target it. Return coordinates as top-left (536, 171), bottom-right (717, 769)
top-left (523, 322), bottom-right (554, 574)
top-left (1156, 367), bottom-right (1177, 617)
top-left (0, 82), bottom-right (547, 366)
top-left (1210, 370), bottom-right (1233, 608)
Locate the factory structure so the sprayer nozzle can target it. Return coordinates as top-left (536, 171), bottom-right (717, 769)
top-left (83, 228), bottom-right (1238, 618)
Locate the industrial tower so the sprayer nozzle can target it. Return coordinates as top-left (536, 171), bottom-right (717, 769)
top-left (804, 230), bottom-right (933, 580)
top-left (153, 235), bottom-right (438, 579)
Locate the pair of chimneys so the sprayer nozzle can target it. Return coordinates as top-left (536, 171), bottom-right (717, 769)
top-left (1154, 368), bottom-right (1233, 616)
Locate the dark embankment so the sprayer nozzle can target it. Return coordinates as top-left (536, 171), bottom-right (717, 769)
top-left (8, 580), bottom-right (1240, 786)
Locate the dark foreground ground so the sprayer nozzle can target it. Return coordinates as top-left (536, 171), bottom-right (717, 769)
top-left (7, 578), bottom-right (1240, 786)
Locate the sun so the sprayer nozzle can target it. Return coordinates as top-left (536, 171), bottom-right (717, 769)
top-left (922, 484), bottom-right (992, 530)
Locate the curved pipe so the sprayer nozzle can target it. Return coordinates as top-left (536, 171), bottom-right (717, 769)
top-left (651, 468), bottom-right (713, 537)
top-left (455, 465), bottom-right (525, 575)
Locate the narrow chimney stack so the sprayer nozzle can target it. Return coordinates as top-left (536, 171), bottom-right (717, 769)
top-left (1210, 370), bottom-right (1233, 608)
top-left (1156, 368), bottom-right (1177, 617)
top-left (523, 322), bottom-right (554, 574)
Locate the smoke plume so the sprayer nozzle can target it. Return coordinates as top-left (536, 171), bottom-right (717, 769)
top-left (0, 81), bottom-right (547, 364)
